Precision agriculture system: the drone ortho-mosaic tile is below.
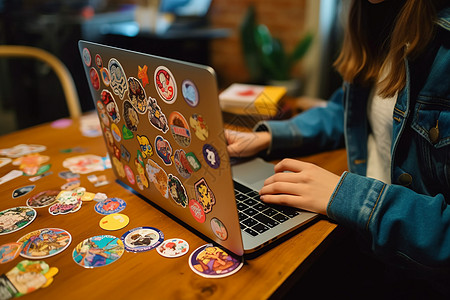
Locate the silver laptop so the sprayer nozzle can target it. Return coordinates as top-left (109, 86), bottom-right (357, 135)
top-left (78, 40), bottom-right (317, 256)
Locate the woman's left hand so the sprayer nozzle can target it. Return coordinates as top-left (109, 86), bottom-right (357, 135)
top-left (259, 158), bottom-right (341, 215)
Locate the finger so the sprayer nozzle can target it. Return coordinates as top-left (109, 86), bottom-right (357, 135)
top-left (259, 181), bottom-right (304, 197)
top-left (274, 158), bottom-right (311, 173)
top-left (263, 172), bottom-right (301, 185)
top-left (259, 193), bottom-right (304, 208)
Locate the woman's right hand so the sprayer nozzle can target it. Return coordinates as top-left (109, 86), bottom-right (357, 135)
top-left (224, 129), bottom-right (271, 157)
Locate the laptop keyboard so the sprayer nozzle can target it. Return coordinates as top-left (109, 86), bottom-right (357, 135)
top-left (233, 181), bottom-right (300, 237)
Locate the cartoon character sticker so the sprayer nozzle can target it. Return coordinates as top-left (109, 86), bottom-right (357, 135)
top-left (173, 149), bottom-right (192, 178)
top-left (210, 218), bottom-right (228, 241)
top-left (108, 58), bottom-right (128, 100)
top-left (145, 159), bottom-right (169, 198)
top-left (0, 243), bottom-right (22, 264)
top-left (136, 135), bottom-right (153, 158)
top-left (0, 207), bottom-right (37, 235)
top-left (182, 80), bottom-right (199, 107)
top-left (121, 227), bottom-right (164, 253)
top-left (203, 144), bottom-right (221, 169)
top-left (94, 198), bottom-right (126, 215)
top-left (169, 111), bottom-right (191, 147)
top-left (89, 68), bottom-right (100, 90)
top-left (101, 89), bottom-right (120, 123)
top-left (100, 67), bottom-right (110, 87)
top-left (26, 190), bottom-right (60, 208)
top-left (134, 158), bottom-right (149, 189)
top-left (155, 135), bottom-right (172, 166)
top-left (72, 235), bottom-right (124, 268)
top-left (148, 96), bottom-right (169, 133)
top-left (96, 100), bottom-right (110, 127)
top-left (194, 178), bottom-right (216, 214)
top-left (48, 189), bottom-right (84, 215)
top-left (186, 152), bottom-right (201, 172)
top-left (154, 66), bottom-right (177, 103)
top-left (128, 77), bottom-right (148, 113)
top-left (190, 114), bottom-right (209, 141)
top-left (95, 54), bottom-right (103, 68)
top-left (17, 228), bottom-right (72, 259)
top-left (156, 238), bottom-right (189, 258)
top-left (120, 144), bottom-right (131, 162)
top-left (137, 65), bottom-right (149, 87)
top-left (189, 244), bottom-right (243, 278)
top-left (168, 174), bottom-right (188, 208)
top-left (123, 100), bottom-right (139, 131)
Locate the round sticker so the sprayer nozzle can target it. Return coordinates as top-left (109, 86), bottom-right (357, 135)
top-left (121, 227), bottom-right (164, 252)
top-left (182, 80), bottom-right (199, 107)
top-left (128, 77), bottom-right (148, 114)
top-left (108, 58), bottom-right (128, 100)
top-left (189, 199), bottom-right (206, 223)
top-left (154, 66), bottom-right (177, 103)
top-left (100, 67), bottom-right (110, 87)
top-left (17, 228), bottom-right (72, 259)
top-left (82, 48), bottom-right (91, 66)
top-left (210, 218), bottom-right (228, 241)
top-left (101, 89), bottom-right (120, 123)
top-left (123, 100), bottom-right (139, 132)
top-left (95, 54), bottom-right (103, 68)
top-left (169, 111), bottom-right (191, 147)
top-left (188, 244), bottom-right (243, 278)
top-left (0, 243), bottom-right (22, 264)
top-left (89, 67), bottom-right (100, 90)
top-left (99, 213), bottom-right (130, 231)
top-left (202, 144), bottom-right (220, 169)
top-left (156, 238), bottom-right (189, 258)
top-left (95, 198), bottom-right (127, 215)
top-left (0, 207), bottom-right (37, 235)
top-left (72, 235), bottom-right (124, 268)
top-left (111, 123), bottom-right (121, 142)
top-left (26, 190), bottom-right (60, 208)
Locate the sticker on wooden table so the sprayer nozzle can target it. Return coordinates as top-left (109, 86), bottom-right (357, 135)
top-left (72, 235), bottom-right (124, 268)
top-left (121, 227), bottom-right (164, 253)
top-left (0, 207), bottom-right (37, 235)
top-left (26, 190), bottom-right (59, 208)
top-left (0, 144), bottom-right (46, 158)
top-left (0, 243), bottom-right (22, 264)
top-left (189, 244), bottom-right (243, 278)
top-left (63, 154), bottom-right (106, 174)
top-left (99, 213), bottom-right (129, 231)
top-left (12, 185), bottom-right (35, 199)
top-left (94, 198), bottom-right (126, 215)
top-left (17, 228), bottom-right (71, 259)
top-left (156, 238), bottom-right (189, 258)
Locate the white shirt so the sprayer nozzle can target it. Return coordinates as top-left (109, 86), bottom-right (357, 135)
top-left (366, 85), bottom-right (397, 184)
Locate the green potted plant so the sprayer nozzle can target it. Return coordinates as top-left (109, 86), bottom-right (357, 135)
top-left (240, 5), bottom-right (313, 95)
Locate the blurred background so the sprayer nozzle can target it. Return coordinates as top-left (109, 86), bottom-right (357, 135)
top-left (0, 0), bottom-right (343, 135)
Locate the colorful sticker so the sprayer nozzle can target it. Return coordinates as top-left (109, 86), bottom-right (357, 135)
top-left (182, 80), bottom-right (199, 107)
top-left (123, 100), bottom-right (139, 131)
top-left (190, 114), bottom-right (209, 141)
top-left (145, 159), bottom-right (168, 198)
top-left (63, 154), bottom-right (106, 174)
top-left (82, 48), bottom-right (91, 66)
top-left (108, 58), bottom-right (128, 100)
top-left (95, 54), bottom-right (103, 68)
top-left (95, 198), bottom-right (126, 215)
top-left (169, 111), bottom-right (191, 147)
top-left (121, 227), bottom-right (164, 253)
top-left (136, 135), bottom-right (153, 158)
top-left (0, 207), bottom-right (37, 235)
top-left (168, 174), bottom-right (188, 208)
top-left (120, 144), bottom-right (131, 162)
top-left (100, 67), bottom-right (111, 86)
top-left (156, 238), bottom-right (189, 258)
top-left (58, 170), bottom-right (80, 180)
top-left (17, 228), bottom-right (72, 259)
top-left (154, 66), bottom-right (177, 103)
top-left (12, 153), bottom-right (50, 176)
top-left (112, 156), bottom-right (125, 178)
top-left (101, 89), bottom-right (120, 123)
top-left (81, 192), bottom-right (96, 202)
top-left (87, 174), bottom-right (109, 187)
top-left (0, 243), bottom-right (22, 264)
top-left (186, 152), bottom-right (202, 172)
top-left (173, 149), bottom-right (192, 178)
top-left (96, 100), bottom-right (110, 127)
top-left (137, 65), bottom-right (149, 87)
top-left (26, 190), bottom-right (60, 208)
top-left (148, 96), bottom-right (169, 133)
top-left (61, 179), bottom-right (81, 191)
top-left (72, 235), bottom-right (124, 268)
top-left (12, 185), bottom-right (35, 199)
top-left (194, 178), bottom-right (216, 214)
top-left (155, 135), bottom-right (172, 166)
top-left (189, 199), bottom-right (206, 223)
top-left (48, 189), bottom-right (83, 215)
top-left (134, 158), bottom-right (148, 189)
top-left (0, 144), bottom-right (46, 158)
top-left (89, 67), bottom-right (100, 90)
top-left (124, 165), bottom-right (135, 185)
top-left (128, 77), bottom-right (148, 114)
top-left (113, 144), bottom-right (121, 160)
top-left (99, 213), bottom-right (130, 231)
top-left (5, 260), bottom-right (53, 294)
top-left (122, 125), bottom-right (134, 140)
top-left (203, 144), bottom-right (221, 169)
top-left (210, 218), bottom-right (228, 241)
top-left (188, 244), bottom-right (243, 278)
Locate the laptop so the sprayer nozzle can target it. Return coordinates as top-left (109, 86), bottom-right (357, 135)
top-left (78, 40), bottom-right (317, 256)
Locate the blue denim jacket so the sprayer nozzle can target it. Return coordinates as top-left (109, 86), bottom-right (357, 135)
top-left (258, 7), bottom-right (450, 272)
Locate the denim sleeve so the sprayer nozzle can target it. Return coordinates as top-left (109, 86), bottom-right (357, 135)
top-left (254, 88), bottom-right (345, 157)
top-left (328, 171), bottom-right (450, 270)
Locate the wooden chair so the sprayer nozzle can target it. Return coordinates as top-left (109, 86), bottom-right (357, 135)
top-left (0, 45), bottom-right (82, 118)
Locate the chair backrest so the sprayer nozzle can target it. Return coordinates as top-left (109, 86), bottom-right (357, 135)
top-left (0, 45), bottom-right (82, 119)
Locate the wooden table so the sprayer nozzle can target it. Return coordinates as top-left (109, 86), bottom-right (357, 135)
top-left (0, 116), bottom-right (347, 299)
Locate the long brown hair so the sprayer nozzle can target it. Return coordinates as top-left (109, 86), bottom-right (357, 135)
top-left (334, 0), bottom-right (441, 98)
